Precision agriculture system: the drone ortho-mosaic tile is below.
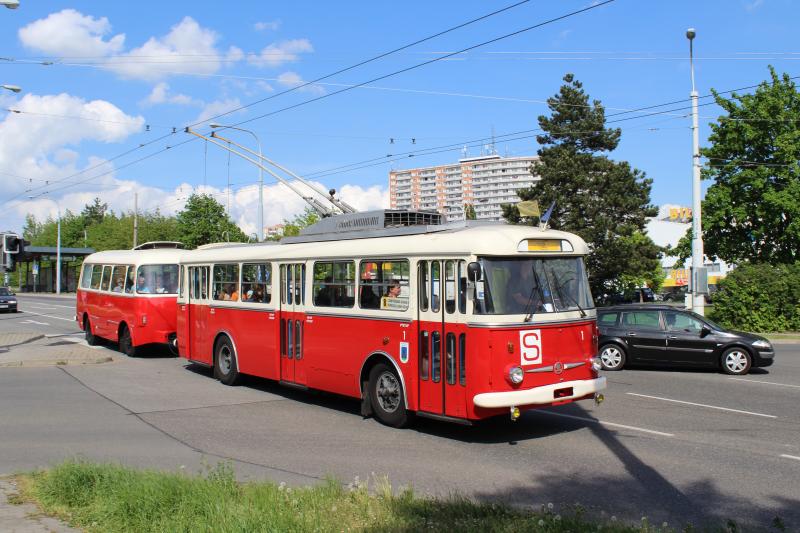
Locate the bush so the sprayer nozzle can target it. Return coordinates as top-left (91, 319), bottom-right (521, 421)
top-left (709, 262), bottom-right (800, 332)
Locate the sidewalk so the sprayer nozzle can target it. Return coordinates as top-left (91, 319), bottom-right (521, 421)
top-left (0, 478), bottom-right (80, 533)
top-left (0, 331), bottom-right (114, 367)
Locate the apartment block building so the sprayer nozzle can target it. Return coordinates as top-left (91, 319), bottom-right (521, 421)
top-left (389, 154), bottom-right (539, 221)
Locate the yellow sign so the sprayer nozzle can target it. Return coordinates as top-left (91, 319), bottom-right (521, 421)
top-left (527, 239), bottom-right (561, 252)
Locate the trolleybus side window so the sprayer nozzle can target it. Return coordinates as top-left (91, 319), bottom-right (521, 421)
top-left (445, 260), bottom-right (456, 314)
top-left (313, 261), bottom-right (355, 308)
top-left (80, 264), bottom-right (93, 289)
top-left (124, 265), bottom-right (135, 293)
top-left (90, 265), bottom-right (103, 290)
top-left (295, 264), bottom-right (304, 305)
top-left (359, 260), bottom-right (409, 311)
top-left (241, 263), bottom-right (271, 304)
top-left (110, 265), bottom-right (127, 293)
top-left (446, 332), bottom-right (456, 384)
top-left (418, 262), bottom-right (428, 311)
top-left (458, 260), bottom-right (467, 314)
top-left (430, 261), bottom-right (441, 313)
top-left (420, 330), bottom-right (429, 380)
top-left (213, 263), bottom-right (240, 301)
top-left (459, 333), bottom-right (466, 386)
top-left (431, 330), bottom-right (441, 382)
top-left (101, 265), bottom-right (113, 291)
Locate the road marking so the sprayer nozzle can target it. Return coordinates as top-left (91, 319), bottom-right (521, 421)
top-left (536, 410), bottom-right (675, 437)
top-left (20, 310), bottom-right (76, 323)
top-left (27, 304), bottom-right (59, 310)
top-left (780, 454), bottom-right (800, 462)
top-left (729, 377), bottom-right (800, 389)
top-left (20, 319), bottom-right (49, 325)
top-left (627, 392), bottom-right (777, 419)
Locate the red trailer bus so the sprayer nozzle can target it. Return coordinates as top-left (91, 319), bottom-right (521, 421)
top-left (76, 243), bottom-right (183, 356)
top-left (177, 212), bottom-right (605, 426)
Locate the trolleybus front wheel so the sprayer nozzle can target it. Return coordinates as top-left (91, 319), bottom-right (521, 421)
top-left (214, 336), bottom-right (241, 386)
top-left (368, 362), bottom-right (408, 428)
top-left (84, 318), bottom-right (99, 346)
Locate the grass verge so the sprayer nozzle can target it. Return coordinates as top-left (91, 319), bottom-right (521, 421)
top-left (14, 460), bottom-right (687, 533)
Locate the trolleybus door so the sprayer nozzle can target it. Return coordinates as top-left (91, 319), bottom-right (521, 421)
top-left (187, 265), bottom-right (212, 365)
top-left (417, 259), bottom-right (468, 419)
top-left (279, 263), bottom-right (308, 386)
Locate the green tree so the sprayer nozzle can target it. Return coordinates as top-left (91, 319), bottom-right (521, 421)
top-left (688, 67), bottom-right (800, 264)
top-left (464, 204), bottom-right (476, 220)
top-left (176, 193), bottom-right (247, 249)
top-left (81, 197), bottom-right (108, 225)
top-left (270, 208), bottom-right (320, 240)
top-left (502, 73), bottom-right (661, 297)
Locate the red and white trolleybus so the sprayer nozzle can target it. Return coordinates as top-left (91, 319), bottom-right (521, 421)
top-left (76, 242), bottom-right (183, 356)
top-left (176, 211), bottom-right (606, 426)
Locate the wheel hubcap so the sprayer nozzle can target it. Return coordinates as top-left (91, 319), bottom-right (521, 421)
top-left (219, 345), bottom-right (232, 375)
top-left (601, 347), bottom-right (622, 369)
top-left (376, 371), bottom-right (400, 413)
top-left (725, 351), bottom-right (747, 373)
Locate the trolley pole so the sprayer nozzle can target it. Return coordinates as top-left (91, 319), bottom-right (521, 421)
top-left (133, 192), bottom-right (139, 248)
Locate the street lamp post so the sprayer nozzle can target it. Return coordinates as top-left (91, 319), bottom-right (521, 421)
top-left (56, 206), bottom-right (61, 294)
top-left (209, 123), bottom-right (263, 241)
top-left (687, 28), bottom-right (705, 315)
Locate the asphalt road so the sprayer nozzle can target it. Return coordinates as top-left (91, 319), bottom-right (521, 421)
top-left (1, 293), bottom-right (799, 530)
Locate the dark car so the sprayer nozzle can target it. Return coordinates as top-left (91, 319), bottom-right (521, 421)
top-left (0, 286), bottom-right (18, 313)
top-left (597, 304), bottom-right (774, 375)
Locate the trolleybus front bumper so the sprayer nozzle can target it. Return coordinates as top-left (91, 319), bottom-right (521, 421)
top-left (473, 377), bottom-right (607, 409)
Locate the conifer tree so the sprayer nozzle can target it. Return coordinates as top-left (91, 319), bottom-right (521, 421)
top-left (502, 74), bottom-right (661, 298)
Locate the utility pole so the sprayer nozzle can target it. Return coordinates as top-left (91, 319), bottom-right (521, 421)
top-left (56, 207), bottom-right (61, 294)
top-left (687, 28), bottom-right (705, 316)
top-left (133, 192), bottom-right (139, 248)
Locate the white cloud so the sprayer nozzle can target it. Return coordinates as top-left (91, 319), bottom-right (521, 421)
top-left (141, 82), bottom-right (198, 107)
top-left (276, 71), bottom-right (326, 95)
top-left (254, 20), bottom-right (281, 32)
top-left (111, 17), bottom-right (224, 80)
top-left (0, 93), bottom-right (143, 212)
top-left (18, 9), bottom-right (125, 57)
top-left (249, 39), bottom-right (313, 68)
top-left (193, 98), bottom-right (243, 124)
top-left (226, 46), bottom-right (244, 63)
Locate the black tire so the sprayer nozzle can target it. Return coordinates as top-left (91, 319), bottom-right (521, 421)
top-left (84, 317), bottom-right (99, 346)
top-left (721, 347), bottom-right (752, 375)
top-left (214, 336), bottom-right (241, 386)
top-left (368, 362), bottom-right (408, 428)
top-left (118, 324), bottom-right (137, 357)
top-left (599, 343), bottom-right (626, 371)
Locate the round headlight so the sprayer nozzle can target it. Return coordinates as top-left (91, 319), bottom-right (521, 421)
top-left (509, 366), bottom-right (524, 384)
top-left (591, 356), bottom-right (602, 372)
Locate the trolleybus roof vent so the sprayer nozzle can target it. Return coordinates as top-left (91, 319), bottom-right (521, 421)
top-left (133, 241), bottom-right (185, 250)
top-left (282, 209), bottom-right (454, 243)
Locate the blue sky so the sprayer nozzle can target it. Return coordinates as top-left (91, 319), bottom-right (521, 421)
top-left (1, 0), bottom-right (797, 236)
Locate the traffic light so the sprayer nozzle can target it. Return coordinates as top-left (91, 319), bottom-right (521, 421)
top-left (3, 233), bottom-right (20, 254)
top-left (3, 252), bottom-right (14, 272)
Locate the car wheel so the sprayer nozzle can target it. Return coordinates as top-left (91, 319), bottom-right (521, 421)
top-left (721, 347), bottom-right (751, 375)
top-left (118, 325), bottom-right (136, 357)
top-left (84, 318), bottom-right (99, 346)
top-left (214, 336), bottom-right (241, 386)
top-left (599, 344), bottom-right (626, 371)
top-left (368, 362), bottom-right (409, 428)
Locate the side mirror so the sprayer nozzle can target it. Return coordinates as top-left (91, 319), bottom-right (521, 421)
top-left (467, 262), bottom-right (482, 282)
top-left (700, 326), bottom-right (711, 337)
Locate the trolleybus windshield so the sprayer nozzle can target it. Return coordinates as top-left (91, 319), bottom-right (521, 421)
top-left (477, 257), bottom-right (593, 315)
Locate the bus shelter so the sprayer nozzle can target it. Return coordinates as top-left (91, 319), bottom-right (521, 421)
top-left (14, 246), bottom-right (94, 293)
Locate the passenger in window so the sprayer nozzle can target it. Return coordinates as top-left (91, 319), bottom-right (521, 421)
top-left (137, 274), bottom-right (151, 294)
top-left (112, 277), bottom-right (124, 292)
top-left (251, 285), bottom-right (264, 303)
top-left (225, 283), bottom-right (239, 302)
top-left (386, 281), bottom-right (401, 298)
top-left (315, 277), bottom-right (334, 306)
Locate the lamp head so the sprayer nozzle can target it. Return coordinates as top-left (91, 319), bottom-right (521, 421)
top-left (1, 84), bottom-right (21, 93)
top-left (686, 28), bottom-right (696, 41)
top-left (2, 0), bottom-right (20, 9)
top-left (209, 123), bottom-right (223, 128)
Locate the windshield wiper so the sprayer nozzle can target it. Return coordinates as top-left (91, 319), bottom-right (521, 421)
top-left (553, 276), bottom-right (587, 318)
top-left (523, 264), bottom-right (546, 322)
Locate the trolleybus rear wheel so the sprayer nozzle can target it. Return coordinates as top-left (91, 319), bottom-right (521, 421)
top-left (368, 362), bottom-right (408, 428)
top-left (118, 324), bottom-right (137, 357)
top-left (214, 336), bottom-right (241, 386)
top-left (84, 318), bottom-right (98, 346)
